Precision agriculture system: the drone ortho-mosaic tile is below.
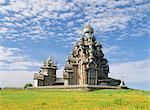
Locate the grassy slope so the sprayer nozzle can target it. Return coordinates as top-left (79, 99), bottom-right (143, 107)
top-left (0, 89), bottom-right (149, 110)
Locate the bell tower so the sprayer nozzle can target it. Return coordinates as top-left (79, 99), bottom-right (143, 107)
top-left (34, 57), bottom-right (57, 87)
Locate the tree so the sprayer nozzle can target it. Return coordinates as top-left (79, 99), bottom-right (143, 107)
top-left (24, 83), bottom-right (33, 89)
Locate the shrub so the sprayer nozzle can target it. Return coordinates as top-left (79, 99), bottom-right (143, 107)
top-left (24, 83), bottom-right (33, 88)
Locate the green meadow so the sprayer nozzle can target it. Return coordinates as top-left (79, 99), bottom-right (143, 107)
top-left (0, 89), bottom-right (149, 110)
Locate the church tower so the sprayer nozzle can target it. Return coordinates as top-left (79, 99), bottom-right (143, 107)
top-left (34, 57), bottom-right (57, 87)
top-left (63, 25), bottom-right (121, 86)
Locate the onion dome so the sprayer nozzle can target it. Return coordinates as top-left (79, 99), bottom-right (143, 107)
top-left (89, 48), bottom-right (94, 53)
top-left (95, 41), bottom-right (101, 47)
top-left (42, 61), bottom-right (46, 67)
top-left (89, 54), bottom-right (94, 59)
top-left (65, 63), bottom-right (73, 70)
top-left (84, 36), bottom-right (88, 41)
top-left (85, 58), bottom-right (89, 63)
top-left (63, 71), bottom-right (69, 79)
top-left (101, 58), bottom-right (108, 65)
top-left (80, 36), bottom-right (84, 42)
top-left (46, 56), bottom-right (52, 64)
top-left (68, 57), bottom-right (76, 63)
top-left (83, 24), bottom-right (94, 34)
top-left (92, 36), bottom-right (96, 42)
top-left (74, 42), bottom-right (78, 47)
top-left (47, 56), bottom-right (52, 61)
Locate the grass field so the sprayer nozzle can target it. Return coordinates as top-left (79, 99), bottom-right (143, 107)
top-left (0, 89), bottom-right (149, 110)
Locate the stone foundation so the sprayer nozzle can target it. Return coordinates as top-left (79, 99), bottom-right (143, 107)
top-left (27, 85), bottom-right (128, 91)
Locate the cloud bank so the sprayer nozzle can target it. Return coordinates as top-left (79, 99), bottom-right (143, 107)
top-left (0, 0), bottom-right (149, 45)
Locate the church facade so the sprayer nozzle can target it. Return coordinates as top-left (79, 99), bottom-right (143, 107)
top-left (34, 25), bottom-right (123, 87)
top-left (34, 57), bottom-right (57, 87)
top-left (63, 25), bottom-right (121, 86)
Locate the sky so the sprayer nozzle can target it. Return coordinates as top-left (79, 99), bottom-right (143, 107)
top-left (0, 0), bottom-right (149, 90)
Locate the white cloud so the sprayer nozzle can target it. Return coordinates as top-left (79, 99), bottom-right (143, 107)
top-left (0, 45), bottom-right (40, 71)
top-left (0, 45), bottom-right (20, 61)
top-left (74, 29), bottom-right (82, 35)
top-left (9, 0), bottom-right (27, 12)
top-left (0, 45), bottom-right (41, 87)
top-left (85, 9), bottom-right (131, 32)
top-left (106, 0), bottom-right (129, 8)
top-left (67, 21), bottom-right (74, 27)
top-left (0, 0), bottom-right (5, 4)
top-left (0, 0), bottom-right (149, 45)
top-left (103, 45), bottom-right (120, 56)
top-left (109, 59), bottom-right (150, 83)
top-left (0, 27), bottom-right (9, 33)
top-left (0, 61), bottom-right (40, 70)
top-left (59, 12), bottom-right (75, 20)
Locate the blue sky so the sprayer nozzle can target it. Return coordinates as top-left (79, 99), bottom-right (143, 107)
top-left (0, 0), bottom-right (149, 90)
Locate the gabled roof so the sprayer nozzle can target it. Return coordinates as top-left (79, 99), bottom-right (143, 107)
top-left (34, 73), bottom-right (44, 80)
